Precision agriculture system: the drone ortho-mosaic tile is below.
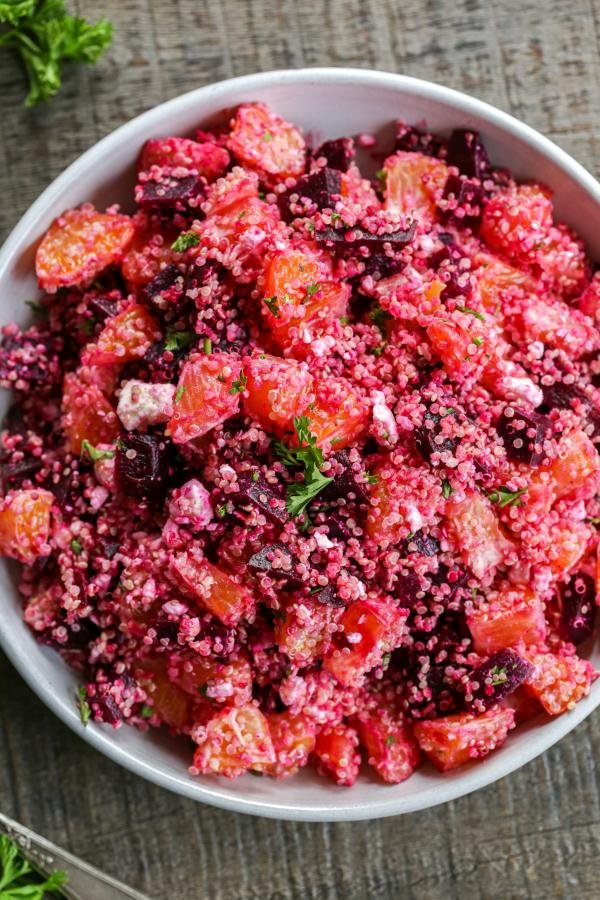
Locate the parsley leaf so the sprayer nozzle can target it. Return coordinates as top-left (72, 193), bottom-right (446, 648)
top-left (370, 304), bottom-right (392, 330)
top-left (456, 305), bottom-right (485, 322)
top-left (164, 327), bottom-right (195, 352)
top-left (441, 479), bottom-right (454, 499)
top-left (487, 486), bottom-right (527, 508)
top-left (489, 665), bottom-right (507, 686)
top-left (171, 231), bottom-right (200, 252)
top-left (81, 439), bottom-right (114, 462)
top-left (229, 371), bottom-right (247, 395)
top-left (263, 295), bottom-right (279, 317)
top-left (70, 538), bottom-right (83, 555)
top-left (175, 384), bottom-right (186, 403)
top-left (0, 833), bottom-right (68, 898)
top-left (203, 337), bottom-right (212, 355)
top-left (279, 417), bottom-right (334, 518)
top-left (76, 685), bottom-right (91, 725)
top-left (0, 0), bottom-right (113, 107)
top-left (140, 704), bottom-right (153, 719)
top-left (305, 282), bottom-right (321, 298)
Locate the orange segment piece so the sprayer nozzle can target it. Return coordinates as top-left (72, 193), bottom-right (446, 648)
top-left (168, 353), bottom-right (242, 444)
top-left (0, 488), bottom-right (54, 564)
top-left (61, 372), bottom-right (120, 455)
top-left (227, 102), bottom-right (306, 185)
top-left (36, 207), bottom-right (134, 291)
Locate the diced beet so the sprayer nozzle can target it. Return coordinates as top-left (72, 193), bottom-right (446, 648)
top-left (248, 542), bottom-right (295, 580)
top-left (142, 264), bottom-right (185, 308)
top-left (439, 173), bottom-right (486, 230)
top-left (446, 129), bottom-right (490, 179)
top-left (466, 648), bottom-right (533, 711)
top-left (321, 450), bottom-right (370, 503)
top-left (395, 122), bottom-right (448, 159)
top-left (253, 682), bottom-right (286, 713)
top-left (542, 381), bottom-right (600, 437)
top-left (497, 406), bottom-right (552, 466)
top-left (87, 294), bottom-right (120, 322)
top-left (133, 341), bottom-right (186, 384)
top-left (429, 242), bottom-right (474, 300)
top-left (0, 327), bottom-right (62, 390)
top-left (324, 513), bottom-right (352, 543)
top-left (429, 563), bottom-right (469, 600)
top-left (154, 617), bottom-right (181, 646)
top-left (360, 253), bottom-right (406, 279)
top-left (115, 432), bottom-right (172, 502)
top-left (136, 174), bottom-right (206, 210)
top-left (414, 409), bottom-right (459, 462)
top-left (64, 617), bottom-right (102, 649)
top-left (316, 222), bottom-right (416, 256)
top-left (88, 686), bottom-right (122, 726)
top-left (402, 530), bottom-right (440, 558)
top-left (314, 137), bottom-right (355, 172)
top-left (393, 570), bottom-right (424, 607)
top-left (312, 584), bottom-right (344, 607)
top-left (235, 473), bottom-right (288, 524)
top-left (278, 168), bottom-right (341, 223)
top-left (193, 614), bottom-right (238, 657)
top-left (0, 456), bottom-right (42, 491)
top-left (97, 537), bottom-right (120, 560)
top-left (558, 572), bottom-right (597, 645)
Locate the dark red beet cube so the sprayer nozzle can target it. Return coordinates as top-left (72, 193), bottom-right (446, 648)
top-left (136, 174), bottom-right (206, 210)
top-left (314, 137), bottom-right (355, 172)
top-left (414, 409), bottom-right (459, 462)
top-left (86, 293), bottom-right (120, 322)
top-left (115, 432), bottom-right (172, 502)
top-left (428, 242), bottom-right (474, 300)
top-left (402, 530), bottom-right (440, 558)
top-left (312, 584), bottom-right (344, 607)
top-left (278, 168), bottom-right (341, 223)
top-left (439, 173), bottom-right (486, 230)
top-left (446, 129), bottom-right (490, 179)
top-left (236, 473), bottom-right (288, 524)
top-left (143, 264), bottom-right (185, 309)
top-left (395, 121), bottom-right (448, 159)
top-left (393, 570), bottom-right (424, 607)
top-left (321, 450), bottom-right (370, 503)
top-left (323, 513), bottom-right (353, 543)
top-left (466, 649), bottom-right (533, 711)
top-left (558, 572), bottom-right (597, 645)
top-left (316, 222), bottom-right (416, 256)
top-left (248, 542), bottom-right (295, 580)
top-left (497, 406), bottom-right (552, 466)
top-left (542, 381), bottom-right (600, 437)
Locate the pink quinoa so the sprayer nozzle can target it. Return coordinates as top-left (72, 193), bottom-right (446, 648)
top-left (0, 109), bottom-right (598, 783)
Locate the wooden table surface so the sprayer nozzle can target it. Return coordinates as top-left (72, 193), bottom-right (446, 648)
top-left (1, 2), bottom-right (600, 897)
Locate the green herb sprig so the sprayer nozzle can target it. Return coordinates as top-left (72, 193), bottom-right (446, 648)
top-left (274, 417), bottom-right (333, 518)
top-left (0, 833), bottom-right (67, 898)
top-left (0, 0), bottom-right (113, 107)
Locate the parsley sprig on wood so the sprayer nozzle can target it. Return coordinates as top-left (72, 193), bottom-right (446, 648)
top-left (0, 833), bottom-right (67, 898)
top-left (0, 1), bottom-right (113, 107)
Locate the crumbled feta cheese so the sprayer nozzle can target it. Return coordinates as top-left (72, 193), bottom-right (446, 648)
top-left (117, 380), bottom-right (175, 431)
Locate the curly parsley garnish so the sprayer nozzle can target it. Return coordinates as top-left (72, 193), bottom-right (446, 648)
top-left (80, 439), bottom-right (114, 462)
top-left (229, 371), bottom-right (247, 395)
top-left (171, 231), bottom-right (200, 252)
top-left (456, 305), bottom-right (485, 322)
top-left (164, 327), bottom-right (195, 352)
top-left (263, 296), bottom-right (280, 317)
top-left (488, 486), bottom-right (527, 508)
top-left (0, 0), bottom-right (112, 107)
top-left (175, 384), bottom-right (186, 403)
top-left (370, 304), bottom-right (392, 330)
top-left (76, 685), bottom-right (91, 725)
top-left (441, 479), bottom-right (454, 499)
top-left (0, 833), bottom-right (67, 898)
top-left (70, 538), bottom-right (83, 556)
top-left (274, 417), bottom-right (333, 518)
top-left (489, 665), bottom-right (507, 686)
top-left (305, 282), bottom-right (321, 298)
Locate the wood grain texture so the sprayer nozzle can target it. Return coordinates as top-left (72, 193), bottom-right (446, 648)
top-left (1, 1), bottom-right (600, 897)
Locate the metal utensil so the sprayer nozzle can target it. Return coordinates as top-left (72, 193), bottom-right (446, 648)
top-left (0, 812), bottom-right (150, 900)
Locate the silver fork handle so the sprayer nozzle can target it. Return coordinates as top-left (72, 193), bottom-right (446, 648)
top-left (0, 812), bottom-right (150, 900)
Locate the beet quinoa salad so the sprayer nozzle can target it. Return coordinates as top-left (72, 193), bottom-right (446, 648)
top-left (0, 102), bottom-right (599, 785)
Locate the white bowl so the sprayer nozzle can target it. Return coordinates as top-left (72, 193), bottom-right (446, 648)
top-left (1, 68), bottom-right (599, 822)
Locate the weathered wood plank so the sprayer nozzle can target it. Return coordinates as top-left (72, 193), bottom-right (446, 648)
top-left (1, 2), bottom-right (600, 898)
